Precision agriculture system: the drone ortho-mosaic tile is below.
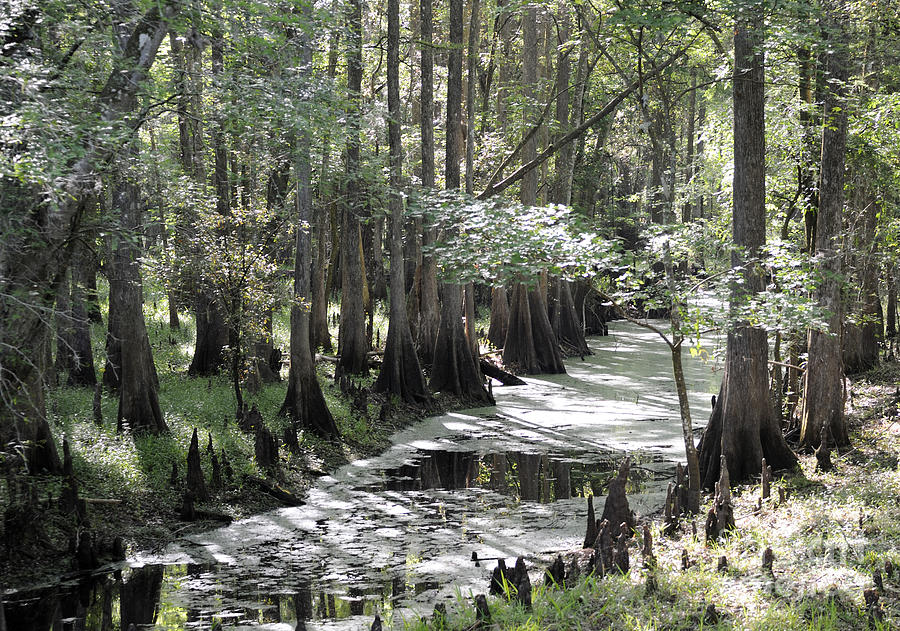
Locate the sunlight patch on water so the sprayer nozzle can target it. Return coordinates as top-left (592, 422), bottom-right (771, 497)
top-left (6, 321), bottom-right (722, 631)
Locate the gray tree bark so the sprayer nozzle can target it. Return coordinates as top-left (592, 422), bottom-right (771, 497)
top-left (698, 10), bottom-right (796, 487)
top-left (800, 6), bottom-right (850, 449)
top-left (281, 8), bottom-right (340, 439)
top-left (68, 242), bottom-right (98, 386)
top-left (502, 4), bottom-right (565, 376)
top-left (337, 0), bottom-right (370, 378)
top-left (113, 167), bottom-right (167, 434)
top-left (188, 11), bottom-right (228, 377)
top-left (411, 0), bottom-right (441, 366)
top-left (842, 190), bottom-right (881, 374)
top-left (430, 0), bottom-right (493, 405)
top-left (375, 0), bottom-right (430, 404)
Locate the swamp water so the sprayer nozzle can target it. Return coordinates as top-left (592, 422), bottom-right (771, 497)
top-left (4, 321), bottom-right (723, 630)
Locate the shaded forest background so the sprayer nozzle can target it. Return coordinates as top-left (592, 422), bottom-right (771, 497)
top-left (2, 0), bottom-right (900, 517)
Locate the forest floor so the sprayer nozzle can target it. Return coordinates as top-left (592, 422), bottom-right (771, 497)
top-left (404, 360), bottom-right (900, 631)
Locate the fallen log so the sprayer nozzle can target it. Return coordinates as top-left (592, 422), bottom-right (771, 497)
top-left (195, 509), bottom-right (233, 524)
top-left (479, 359), bottom-right (527, 386)
top-left (244, 475), bottom-right (305, 506)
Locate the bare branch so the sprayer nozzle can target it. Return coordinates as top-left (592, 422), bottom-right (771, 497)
top-left (476, 40), bottom-right (695, 200)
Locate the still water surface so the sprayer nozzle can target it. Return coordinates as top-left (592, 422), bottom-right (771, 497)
top-left (4, 321), bottom-right (722, 630)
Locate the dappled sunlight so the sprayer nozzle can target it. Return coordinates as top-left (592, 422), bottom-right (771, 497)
top-left (65, 420), bottom-right (151, 492)
top-left (15, 321), bottom-right (723, 630)
top-left (6, 321), bottom-right (724, 629)
top-left (112, 321), bottom-right (727, 628)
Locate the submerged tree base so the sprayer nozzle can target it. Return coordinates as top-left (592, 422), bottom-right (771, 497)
top-left (431, 284), bottom-right (494, 406)
top-left (503, 284), bottom-right (565, 376)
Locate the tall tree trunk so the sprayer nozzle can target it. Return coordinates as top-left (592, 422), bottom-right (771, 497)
top-left (113, 165), bottom-right (167, 434)
top-left (487, 0), bottom-right (515, 347)
top-left (800, 8), bottom-right (850, 449)
top-left (375, 0), bottom-right (430, 404)
top-left (312, 29), bottom-right (336, 356)
top-left (520, 7), bottom-right (539, 207)
top-left (188, 294), bottom-right (228, 376)
top-left (504, 284), bottom-right (565, 374)
top-left (842, 193), bottom-right (881, 374)
top-left (227, 289), bottom-right (244, 413)
top-left (502, 3), bottom-right (565, 376)
top-left (487, 286), bottom-right (509, 348)
top-left (698, 10), bottom-right (796, 487)
top-left (465, 0), bottom-right (480, 195)
top-left (103, 225), bottom-right (123, 390)
top-left (149, 124), bottom-right (180, 330)
top-left (413, 0), bottom-right (441, 365)
top-left (84, 251), bottom-right (103, 324)
top-left (169, 25), bottom-right (200, 339)
top-left (547, 9), bottom-right (589, 358)
top-left (663, 245), bottom-right (701, 514)
top-left (69, 241), bottom-right (98, 387)
top-left (782, 41), bottom-right (818, 422)
top-left (371, 215), bottom-right (387, 302)
top-left (558, 18), bottom-right (589, 207)
top-left (798, 19), bottom-right (820, 255)
top-left (887, 264), bottom-right (897, 339)
top-left (432, 285), bottom-right (493, 404)
top-left (170, 27), bottom-right (204, 182)
top-left (282, 13), bottom-right (340, 440)
top-left (338, 0), bottom-right (369, 378)
top-left (188, 11), bottom-right (228, 377)
top-left (463, 0), bottom-right (481, 361)
top-left (550, 278), bottom-right (590, 357)
top-left (55, 269), bottom-right (75, 383)
top-left (551, 2), bottom-right (572, 206)
top-left (682, 70), bottom-right (698, 223)
top-left (430, 0), bottom-right (493, 405)
top-left (311, 207), bottom-right (333, 352)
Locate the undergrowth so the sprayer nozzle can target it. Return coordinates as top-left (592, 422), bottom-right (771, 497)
top-left (2, 282), bottom-right (418, 587)
top-left (402, 366), bottom-right (900, 631)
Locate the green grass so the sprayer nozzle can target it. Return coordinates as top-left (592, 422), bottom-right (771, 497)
top-left (405, 517), bottom-right (890, 630)
top-left (42, 278), bottom-right (399, 517)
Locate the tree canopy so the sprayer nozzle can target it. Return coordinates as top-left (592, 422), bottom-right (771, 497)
top-left (1, 0), bottom-right (899, 482)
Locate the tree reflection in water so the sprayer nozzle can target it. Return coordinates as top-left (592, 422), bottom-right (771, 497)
top-left (383, 448), bottom-right (667, 502)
